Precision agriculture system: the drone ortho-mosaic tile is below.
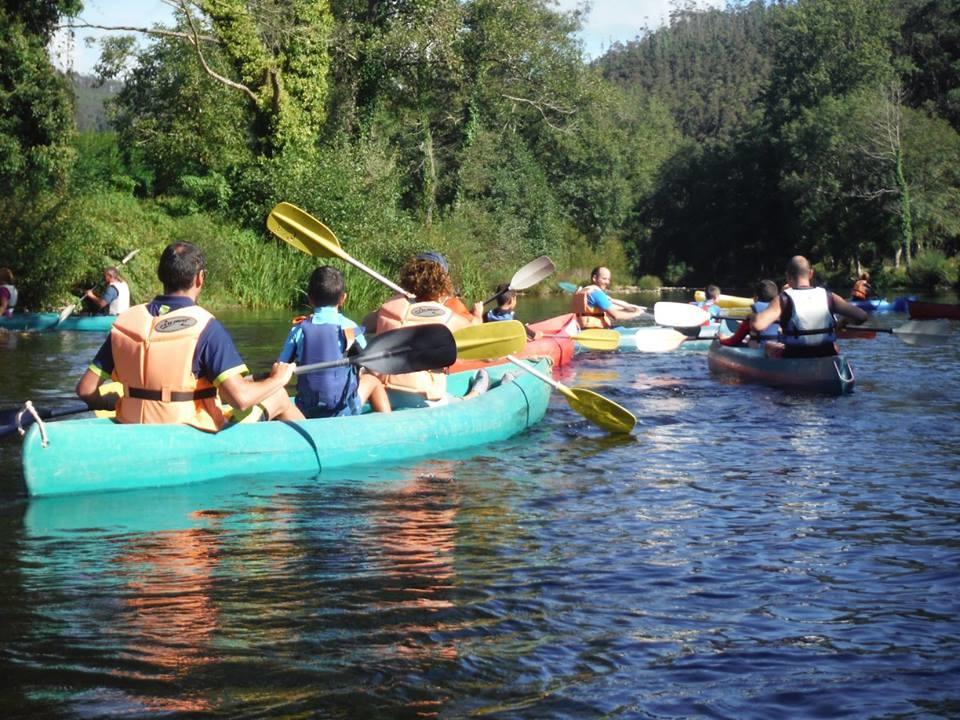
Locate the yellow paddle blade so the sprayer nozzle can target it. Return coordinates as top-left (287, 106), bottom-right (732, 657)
top-left (454, 320), bottom-right (527, 360)
top-left (268, 202), bottom-right (343, 258)
top-left (557, 384), bottom-right (636, 434)
top-left (573, 328), bottom-right (620, 351)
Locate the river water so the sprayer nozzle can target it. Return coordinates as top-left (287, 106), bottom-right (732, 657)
top-left (1, 294), bottom-right (958, 718)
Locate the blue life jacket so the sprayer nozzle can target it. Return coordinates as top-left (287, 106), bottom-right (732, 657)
top-left (751, 300), bottom-right (780, 340)
top-left (295, 321), bottom-right (360, 418)
top-left (485, 308), bottom-right (515, 322)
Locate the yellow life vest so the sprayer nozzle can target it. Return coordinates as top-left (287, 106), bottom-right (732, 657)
top-left (110, 304), bottom-right (225, 431)
top-left (571, 285), bottom-right (609, 329)
top-left (376, 296), bottom-right (476, 400)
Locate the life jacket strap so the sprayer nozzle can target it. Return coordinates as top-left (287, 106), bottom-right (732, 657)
top-left (128, 386), bottom-right (218, 402)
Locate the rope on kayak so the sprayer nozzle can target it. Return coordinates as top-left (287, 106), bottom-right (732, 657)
top-left (20, 401), bottom-right (49, 447)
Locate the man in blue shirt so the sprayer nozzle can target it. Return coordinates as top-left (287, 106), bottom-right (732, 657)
top-left (76, 242), bottom-right (303, 428)
top-left (573, 266), bottom-right (645, 328)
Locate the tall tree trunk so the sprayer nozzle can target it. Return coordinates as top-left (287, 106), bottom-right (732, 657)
top-left (421, 111), bottom-right (436, 228)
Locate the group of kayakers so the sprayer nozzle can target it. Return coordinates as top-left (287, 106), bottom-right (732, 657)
top-left (716, 255), bottom-right (869, 357)
top-left (74, 243), bottom-right (504, 432)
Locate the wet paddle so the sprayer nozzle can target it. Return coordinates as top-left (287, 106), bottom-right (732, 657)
top-left (564, 328), bottom-right (620, 351)
top-left (843, 319), bottom-right (953, 346)
top-left (482, 256), bottom-right (556, 305)
top-left (653, 301), bottom-right (711, 328)
top-left (505, 356), bottom-right (636, 434)
top-left (268, 202), bottom-right (414, 298)
top-left (556, 281), bottom-right (646, 312)
top-left (453, 321), bottom-right (527, 360)
top-left (631, 327), bottom-right (691, 352)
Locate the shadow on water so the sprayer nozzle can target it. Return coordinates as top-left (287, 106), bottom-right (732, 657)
top-left (1, 296), bottom-right (959, 717)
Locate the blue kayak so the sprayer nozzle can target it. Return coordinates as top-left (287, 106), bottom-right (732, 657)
top-left (850, 296), bottom-right (914, 313)
top-left (0, 312), bottom-right (116, 332)
top-left (707, 340), bottom-right (855, 395)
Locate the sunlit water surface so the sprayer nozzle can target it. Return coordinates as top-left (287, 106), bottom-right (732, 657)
top-left (1, 294), bottom-right (958, 718)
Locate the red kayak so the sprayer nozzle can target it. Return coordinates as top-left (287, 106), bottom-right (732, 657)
top-left (449, 314), bottom-right (576, 373)
top-left (907, 300), bottom-right (960, 321)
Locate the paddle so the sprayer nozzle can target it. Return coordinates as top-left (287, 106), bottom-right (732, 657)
top-left (653, 301), bottom-right (711, 328)
top-left (564, 328), bottom-right (620, 351)
top-left (453, 320), bottom-right (527, 360)
top-left (556, 281), bottom-right (646, 312)
top-left (843, 319), bottom-right (953, 346)
top-left (57, 248), bottom-right (141, 325)
top-left (482, 256), bottom-right (556, 305)
top-left (631, 327), bottom-right (691, 352)
top-left (268, 202), bottom-right (414, 298)
top-left (0, 401), bottom-right (93, 439)
top-left (505, 356), bottom-right (636, 434)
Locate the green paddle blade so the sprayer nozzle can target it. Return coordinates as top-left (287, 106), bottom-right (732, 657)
top-left (558, 384), bottom-right (636, 434)
top-left (454, 321), bottom-right (527, 360)
top-left (268, 202), bottom-right (342, 257)
top-left (557, 281), bottom-right (578, 294)
top-left (653, 301), bottom-right (709, 328)
top-left (573, 328), bottom-right (620, 351)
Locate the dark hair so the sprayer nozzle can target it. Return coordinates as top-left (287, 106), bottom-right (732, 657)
top-left (755, 279), bottom-right (778, 302)
top-left (307, 266), bottom-right (345, 307)
top-left (0, 267), bottom-right (13, 284)
top-left (493, 282), bottom-right (515, 307)
top-left (158, 242), bottom-right (205, 292)
top-left (590, 266), bottom-right (603, 281)
top-left (705, 284), bottom-right (721, 300)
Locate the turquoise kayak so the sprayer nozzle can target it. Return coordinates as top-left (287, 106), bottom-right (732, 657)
top-left (22, 361), bottom-right (551, 497)
top-left (617, 323), bottom-right (729, 352)
top-left (0, 312), bottom-right (116, 332)
top-left (707, 340), bottom-right (855, 395)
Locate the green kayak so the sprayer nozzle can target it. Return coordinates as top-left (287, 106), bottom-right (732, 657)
top-left (0, 312), bottom-right (116, 332)
top-left (22, 361), bottom-right (551, 497)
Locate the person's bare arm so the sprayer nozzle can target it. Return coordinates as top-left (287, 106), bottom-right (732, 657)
top-left (606, 305), bottom-right (644, 322)
top-left (75, 369), bottom-right (117, 410)
top-left (84, 290), bottom-right (108, 309)
top-left (217, 362), bottom-right (295, 412)
top-left (831, 294), bottom-right (869, 324)
top-left (752, 295), bottom-right (782, 333)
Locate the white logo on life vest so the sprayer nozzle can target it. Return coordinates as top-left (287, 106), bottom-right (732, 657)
top-left (410, 306), bottom-right (446, 318)
top-left (154, 316), bottom-right (197, 333)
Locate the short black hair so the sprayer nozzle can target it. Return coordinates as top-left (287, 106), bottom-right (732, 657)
top-left (158, 242), bottom-right (205, 292)
top-left (755, 279), bottom-right (778, 302)
top-left (307, 266), bottom-right (345, 307)
top-left (705, 284), bottom-right (721, 300)
top-left (493, 282), bottom-right (515, 307)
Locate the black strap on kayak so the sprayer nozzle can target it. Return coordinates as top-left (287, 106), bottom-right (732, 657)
top-left (128, 387), bottom-right (218, 402)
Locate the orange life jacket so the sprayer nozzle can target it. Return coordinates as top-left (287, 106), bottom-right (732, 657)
top-left (571, 285), bottom-right (609, 329)
top-left (376, 296), bottom-right (477, 400)
top-left (110, 304), bottom-right (225, 431)
top-left (851, 280), bottom-right (869, 300)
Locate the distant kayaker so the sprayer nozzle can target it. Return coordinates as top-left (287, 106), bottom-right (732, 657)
top-left (572, 266), bottom-right (644, 329)
top-left (0, 267), bottom-right (17, 318)
top-left (84, 266), bottom-right (131, 315)
top-left (752, 256), bottom-right (868, 358)
top-left (850, 272), bottom-right (871, 300)
top-left (76, 242), bottom-right (305, 428)
top-left (751, 279), bottom-right (780, 343)
top-left (696, 284), bottom-right (723, 323)
top-left (278, 266), bottom-right (391, 417)
top-left (375, 254), bottom-right (489, 406)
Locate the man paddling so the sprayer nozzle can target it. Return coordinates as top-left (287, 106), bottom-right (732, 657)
top-left (752, 256), bottom-right (868, 358)
top-left (84, 266), bottom-right (131, 315)
top-left (76, 242), bottom-right (304, 428)
top-left (572, 266), bottom-right (644, 329)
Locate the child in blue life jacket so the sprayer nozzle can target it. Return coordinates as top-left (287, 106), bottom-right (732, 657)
top-left (696, 284), bottom-right (723, 322)
top-left (750, 279), bottom-right (780, 343)
top-left (278, 266), bottom-right (391, 418)
top-left (484, 283), bottom-right (516, 323)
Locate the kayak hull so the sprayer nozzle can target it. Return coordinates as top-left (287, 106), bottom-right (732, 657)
top-left (707, 341), bottom-right (855, 395)
top-left (907, 300), bottom-right (960, 321)
top-left (618, 323), bottom-right (728, 352)
top-left (449, 314), bottom-right (576, 372)
top-left (22, 361), bottom-right (551, 497)
top-left (0, 312), bottom-right (116, 332)
top-left (850, 296), bottom-right (913, 313)
top-left (693, 291), bottom-right (752, 309)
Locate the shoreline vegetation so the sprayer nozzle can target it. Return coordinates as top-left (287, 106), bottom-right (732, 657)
top-left (1, 0), bottom-right (957, 313)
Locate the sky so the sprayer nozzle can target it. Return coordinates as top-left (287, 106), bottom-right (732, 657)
top-left (51, 0), bottom-right (703, 75)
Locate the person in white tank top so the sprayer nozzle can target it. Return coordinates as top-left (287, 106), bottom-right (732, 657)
top-left (84, 267), bottom-right (131, 315)
top-left (0, 267), bottom-right (17, 317)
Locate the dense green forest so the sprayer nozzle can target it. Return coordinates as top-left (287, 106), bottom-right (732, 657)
top-left (1, 0), bottom-right (958, 313)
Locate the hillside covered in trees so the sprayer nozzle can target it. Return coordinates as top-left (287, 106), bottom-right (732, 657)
top-left (0, 0), bottom-right (957, 311)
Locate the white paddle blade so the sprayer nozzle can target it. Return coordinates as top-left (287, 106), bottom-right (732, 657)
top-left (894, 319), bottom-right (953, 346)
top-left (633, 327), bottom-right (689, 352)
top-left (56, 304), bottom-right (75, 324)
top-left (510, 256), bottom-right (556, 291)
top-left (653, 301), bottom-right (709, 328)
